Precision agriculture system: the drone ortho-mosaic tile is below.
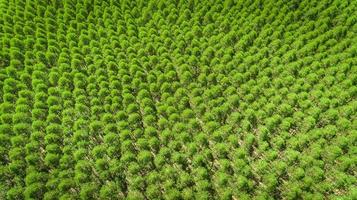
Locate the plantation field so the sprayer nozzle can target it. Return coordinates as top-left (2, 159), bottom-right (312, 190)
top-left (0, 0), bottom-right (356, 199)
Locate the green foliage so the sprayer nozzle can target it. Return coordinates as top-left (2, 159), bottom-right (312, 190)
top-left (0, 0), bottom-right (355, 199)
